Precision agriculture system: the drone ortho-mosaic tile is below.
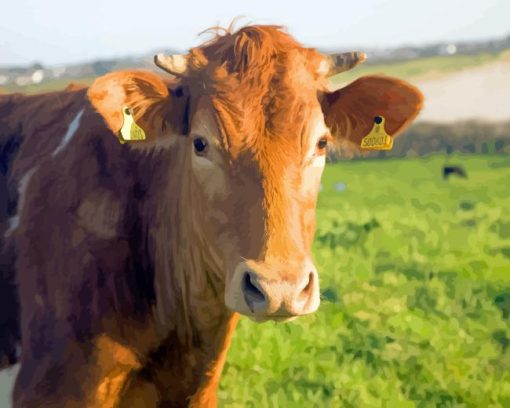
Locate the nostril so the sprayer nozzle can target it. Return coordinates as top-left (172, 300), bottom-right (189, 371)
top-left (299, 271), bottom-right (315, 301)
top-left (242, 272), bottom-right (266, 312)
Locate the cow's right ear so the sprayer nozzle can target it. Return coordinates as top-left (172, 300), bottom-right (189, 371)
top-left (87, 70), bottom-right (189, 143)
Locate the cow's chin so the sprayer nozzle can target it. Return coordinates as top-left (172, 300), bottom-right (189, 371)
top-left (250, 315), bottom-right (299, 324)
top-left (226, 308), bottom-right (299, 323)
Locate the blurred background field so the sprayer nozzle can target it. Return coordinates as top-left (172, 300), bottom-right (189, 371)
top-left (332, 49), bottom-right (510, 85)
top-left (219, 154), bottom-right (510, 407)
top-left (3, 36), bottom-right (510, 127)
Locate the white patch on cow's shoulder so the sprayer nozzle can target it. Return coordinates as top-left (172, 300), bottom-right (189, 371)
top-left (52, 108), bottom-right (84, 157)
top-left (0, 362), bottom-right (19, 407)
top-left (18, 166), bottom-right (38, 208)
top-left (4, 166), bottom-right (38, 237)
top-left (5, 216), bottom-right (20, 236)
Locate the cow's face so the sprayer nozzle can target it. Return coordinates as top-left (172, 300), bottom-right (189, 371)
top-left (187, 92), bottom-right (327, 321)
top-left (88, 25), bottom-right (423, 323)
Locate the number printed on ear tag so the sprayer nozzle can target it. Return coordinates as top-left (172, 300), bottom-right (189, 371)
top-left (118, 107), bottom-right (146, 144)
top-left (360, 116), bottom-right (394, 150)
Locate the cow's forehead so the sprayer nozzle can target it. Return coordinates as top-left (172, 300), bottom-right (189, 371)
top-left (183, 26), bottom-right (328, 159)
top-left (191, 66), bottom-right (321, 158)
top-left (189, 97), bottom-right (325, 178)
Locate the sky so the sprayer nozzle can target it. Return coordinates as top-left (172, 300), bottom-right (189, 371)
top-left (1, 0), bottom-right (509, 66)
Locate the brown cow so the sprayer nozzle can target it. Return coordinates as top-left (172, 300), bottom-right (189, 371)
top-left (0, 25), bottom-right (423, 407)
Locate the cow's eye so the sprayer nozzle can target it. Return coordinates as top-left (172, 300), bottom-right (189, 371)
top-left (193, 136), bottom-right (208, 155)
top-left (316, 137), bottom-right (328, 153)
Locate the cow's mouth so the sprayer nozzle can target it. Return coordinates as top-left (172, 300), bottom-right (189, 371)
top-left (250, 315), bottom-right (299, 323)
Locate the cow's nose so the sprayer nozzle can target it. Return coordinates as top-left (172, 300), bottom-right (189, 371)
top-left (226, 260), bottom-right (320, 320)
top-left (241, 272), bottom-right (268, 314)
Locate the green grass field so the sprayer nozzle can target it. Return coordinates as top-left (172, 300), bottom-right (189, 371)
top-left (218, 154), bottom-right (510, 407)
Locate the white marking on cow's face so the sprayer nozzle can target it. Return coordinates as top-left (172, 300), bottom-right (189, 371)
top-left (189, 101), bottom-right (230, 201)
top-left (304, 110), bottom-right (329, 166)
top-left (52, 108), bottom-right (84, 157)
top-left (4, 166), bottom-right (38, 237)
top-left (301, 110), bottom-right (328, 197)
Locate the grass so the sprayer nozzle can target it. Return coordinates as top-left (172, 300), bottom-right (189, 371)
top-left (218, 154), bottom-right (510, 407)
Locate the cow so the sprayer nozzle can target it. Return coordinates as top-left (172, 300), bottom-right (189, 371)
top-left (443, 165), bottom-right (467, 179)
top-left (0, 25), bottom-right (423, 407)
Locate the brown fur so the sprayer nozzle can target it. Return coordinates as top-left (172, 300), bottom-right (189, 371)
top-left (0, 25), bottom-right (423, 407)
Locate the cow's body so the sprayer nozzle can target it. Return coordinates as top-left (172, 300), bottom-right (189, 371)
top-left (0, 25), bottom-right (423, 407)
top-left (0, 87), bottom-right (237, 406)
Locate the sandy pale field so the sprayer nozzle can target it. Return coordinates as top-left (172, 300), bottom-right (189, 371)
top-left (415, 61), bottom-right (510, 123)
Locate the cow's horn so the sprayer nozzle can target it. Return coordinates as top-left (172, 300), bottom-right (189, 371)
top-left (328, 51), bottom-right (367, 76)
top-left (154, 53), bottom-right (189, 75)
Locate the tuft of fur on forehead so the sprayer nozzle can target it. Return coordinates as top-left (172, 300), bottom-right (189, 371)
top-left (185, 25), bottom-right (327, 156)
top-left (190, 25), bottom-right (310, 78)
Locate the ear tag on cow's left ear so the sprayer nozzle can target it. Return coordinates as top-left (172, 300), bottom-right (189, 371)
top-left (360, 116), bottom-right (393, 150)
top-left (118, 107), bottom-right (146, 144)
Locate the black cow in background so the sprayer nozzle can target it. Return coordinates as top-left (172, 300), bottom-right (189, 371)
top-left (443, 165), bottom-right (468, 180)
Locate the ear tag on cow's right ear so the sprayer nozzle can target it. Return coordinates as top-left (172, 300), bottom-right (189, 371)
top-left (118, 107), bottom-right (146, 144)
top-left (360, 116), bottom-right (394, 150)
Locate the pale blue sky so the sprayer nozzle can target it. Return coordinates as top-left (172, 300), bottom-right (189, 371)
top-left (1, 0), bottom-right (509, 66)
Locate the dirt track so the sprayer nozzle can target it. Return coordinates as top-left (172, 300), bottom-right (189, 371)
top-left (414, 62), bottom-right (510, 123)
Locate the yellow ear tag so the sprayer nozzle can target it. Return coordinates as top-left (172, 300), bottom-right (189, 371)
top-left (360, 116), bottom-right (393, 150)
top-left (118, 107), bottom-right (146, 144)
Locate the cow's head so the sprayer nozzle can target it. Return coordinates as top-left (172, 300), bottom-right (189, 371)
top-left (88, 26), bottom-right (423, 322)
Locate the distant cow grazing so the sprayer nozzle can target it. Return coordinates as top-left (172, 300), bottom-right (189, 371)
top-left (0, 25), bottom-right (423, 407)
top-left (443, 165), bottom-right (467, 179)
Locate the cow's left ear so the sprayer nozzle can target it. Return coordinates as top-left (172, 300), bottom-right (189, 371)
top-left (87, 70), bottom-right (189, 143)
top-left (321, 75), bottom-right (423, 147)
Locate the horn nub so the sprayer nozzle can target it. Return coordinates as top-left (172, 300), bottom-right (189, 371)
top-left (328, 51), bottom-right (367, 76)
top-left (154, 53), bottom-right (189, 76)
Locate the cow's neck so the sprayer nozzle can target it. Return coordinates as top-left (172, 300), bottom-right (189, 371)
top-left (143, 143), bottom-right (238, 397)
top-left (149, 147), bottom-right (228, 341)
